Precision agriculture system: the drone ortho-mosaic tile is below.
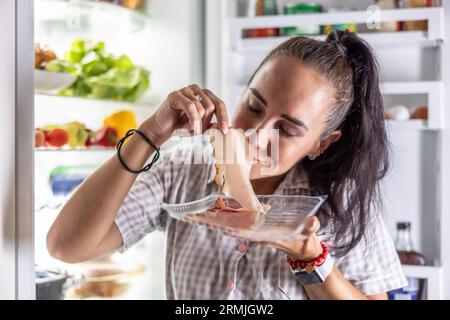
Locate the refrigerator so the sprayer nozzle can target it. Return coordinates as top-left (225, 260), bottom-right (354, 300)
top-left (1, 0), bottom-right (450, 299)
top-left (204, 0), bottom-right (450, 299)
top-left (32, 0), bottom-right (205, 300)
top-left (1, 0), bottom-right (204, 300)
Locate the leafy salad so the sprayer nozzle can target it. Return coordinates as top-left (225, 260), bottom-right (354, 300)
top-left (46, 39), bottom-right (150, 102)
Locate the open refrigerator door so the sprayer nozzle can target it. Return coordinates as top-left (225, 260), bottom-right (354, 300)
top-left (33, 0), bottom-right (204, 300)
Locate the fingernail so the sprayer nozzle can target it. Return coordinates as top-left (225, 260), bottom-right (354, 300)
top-left (221, 122), bottom-right (228, 134)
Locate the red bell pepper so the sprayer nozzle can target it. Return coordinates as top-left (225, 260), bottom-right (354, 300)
top-left (93, 127), bottom-right (119, 147)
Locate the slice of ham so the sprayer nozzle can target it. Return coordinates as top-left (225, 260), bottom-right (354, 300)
top-left (187, 197), bottom-right (259, 230)
top-left (208, 128), bottom-right (266, 214)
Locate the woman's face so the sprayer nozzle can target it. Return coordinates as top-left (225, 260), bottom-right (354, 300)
top-left (232, 55), bottom-right (339, 180)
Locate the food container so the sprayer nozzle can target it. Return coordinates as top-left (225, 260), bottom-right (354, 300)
top-left (282, 3), bottom-right (322, 36)
top-left (402, 0), bottom-right (439, 31)
top-left (323, 7), bottom-right (357, 34)
top-left (162, 194), bottom-right (327, 243)
top-left (244, 0), bottom-right (279, 38)
top-left (35, 268), bottom-right (81, 300)
top-left (375, 0), bottom-right (402, 32)
top-left (64, 254), bottom-right (146, 300)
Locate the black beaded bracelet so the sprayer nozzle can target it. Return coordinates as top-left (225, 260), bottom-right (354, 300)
top-left (116, 129), bottom-right (160, 174)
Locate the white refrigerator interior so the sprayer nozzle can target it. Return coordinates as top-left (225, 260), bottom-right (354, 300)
top-left (205, 0), bottom-right (450, 299)
top-left (1, 0), bottom-right (448, 300)
top-left (34, 0), bottom-right (204, 299)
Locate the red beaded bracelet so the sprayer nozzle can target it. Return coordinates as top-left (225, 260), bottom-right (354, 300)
top-left (286, 242), bottom-right (329, 270)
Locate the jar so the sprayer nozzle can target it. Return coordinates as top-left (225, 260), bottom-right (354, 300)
top-left (244, 0), bottom-right (279, 38)
top-left (375, 0), bottom-right (402, 32)
top-left (323, 7), bottom-right (357, 35)
top-left (282, 3), bottom-right (322, 36)
top-left (120, 0), bottom-right (143, 10)
top-left (403, 0), bottom-right (439, 31)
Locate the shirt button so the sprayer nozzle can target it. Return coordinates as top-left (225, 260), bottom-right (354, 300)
top-left (236, 242), bottom-right (248, 253)
top-left (226, 280), bottom-right (235, 290)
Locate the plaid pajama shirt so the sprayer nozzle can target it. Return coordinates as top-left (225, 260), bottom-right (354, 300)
top-left (114, 141), bottom-right (407, 299)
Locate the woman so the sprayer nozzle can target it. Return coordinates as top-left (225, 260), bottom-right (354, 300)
top-left (47, 30), bottom-right (407, 299)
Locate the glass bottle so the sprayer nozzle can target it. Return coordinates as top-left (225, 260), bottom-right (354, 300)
top-left (375, 0), bottom-right (403, 32)
top-left (244, 0), bottom-right (279, 38)
top-left (388, 222), bottom-right (427, 300)
top-left (403, 0), bottom-right (440, 31)
top-left (395, 222), bottom-right (427, 266)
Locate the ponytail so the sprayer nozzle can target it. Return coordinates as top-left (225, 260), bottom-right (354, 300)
top-left (305, 31), bottom-right (389, 256)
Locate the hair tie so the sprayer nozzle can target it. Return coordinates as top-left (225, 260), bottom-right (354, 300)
top-left (330, 30), bottom-right (348, 57)
top-left (335, 41), bottom-right (347, 57)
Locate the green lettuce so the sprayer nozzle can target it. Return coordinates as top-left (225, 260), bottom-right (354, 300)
top-left (46, 39), bottom-right (150, 102)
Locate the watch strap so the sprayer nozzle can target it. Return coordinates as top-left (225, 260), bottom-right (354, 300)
top-left (292, 253), bottom-right (335, 286)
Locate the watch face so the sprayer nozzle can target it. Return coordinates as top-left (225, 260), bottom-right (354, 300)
top-left (294, 270), bottom-right (324, 286)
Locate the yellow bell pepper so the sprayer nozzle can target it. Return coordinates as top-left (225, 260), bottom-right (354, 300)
top-left (103, 110), bottom-right (137, 139)
top-left (63, 121), bottom-right (89, 148)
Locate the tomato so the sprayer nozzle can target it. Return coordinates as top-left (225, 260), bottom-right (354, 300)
top-left (45, 128), bottom-right (69, 147)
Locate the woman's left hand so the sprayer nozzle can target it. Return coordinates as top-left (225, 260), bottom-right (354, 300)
top-left (261, 216), bottom-right (323, 261)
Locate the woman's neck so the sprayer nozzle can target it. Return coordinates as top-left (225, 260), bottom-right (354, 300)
top-left (251, 173), bottom-right (287, 195)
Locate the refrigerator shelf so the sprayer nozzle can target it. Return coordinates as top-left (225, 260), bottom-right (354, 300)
top-left (35, 0), bottom-right (151, 34)
top-left (385, 120), bottom-right (428, 131)
top-left (231, 7), bottom-right (444, 51)
top-left (233, 31), bottom-right (439, 53)
top-left (35, 92), bottom-right (156, 109)
top-left (35, 147), bottom-right (115, 152)
top-left (402, 265), bottom-right (444, 299)
top-left (34, 93), bottom-right (158, 130)
top-left (382, 81), bottom-right (444, 129)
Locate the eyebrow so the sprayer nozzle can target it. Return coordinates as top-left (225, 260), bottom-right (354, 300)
top-left (281, 114), bottom-right (309, 131)
top-left (249, 87), bottom-right (309, 131)
top-left (249, 88), bottom-right (267, 106)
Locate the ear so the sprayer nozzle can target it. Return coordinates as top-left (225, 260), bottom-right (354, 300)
top-left (319, 130), bottom-right (342, 152)
top-left (307, 130), bottom-right (342, 160)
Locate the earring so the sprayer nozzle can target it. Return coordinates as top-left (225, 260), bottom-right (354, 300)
top-left (308, 150), bottom-right (323, 161)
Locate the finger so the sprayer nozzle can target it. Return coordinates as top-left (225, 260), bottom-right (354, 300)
top-left (173, 91), bottom-right (201, 133)
top-left (203, 89), bottom-right (229, 134)
top-left (191, 87), bottom-right (216, 129)
top-left (181, 86), bottom-right (206, 118)
top-left (179, 90), bottom-right (205, 133)
top-left (301, 216), bottom-right (321, 237)
top-left (188, 84), bottom-right (211, 112)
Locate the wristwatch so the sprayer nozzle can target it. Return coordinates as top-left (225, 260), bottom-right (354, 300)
top-left (290, 253), bottom-right (334, 285)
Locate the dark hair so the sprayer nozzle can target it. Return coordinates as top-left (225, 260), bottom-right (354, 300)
top-left (249, 30), bottom-right (389, 256)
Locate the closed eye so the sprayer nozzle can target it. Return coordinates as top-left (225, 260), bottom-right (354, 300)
top-left (248, 105), bottom-right (263, 114)
top-left (277, 123), bottom-right (302, 139)
top-left (280, 129), bottom-right (296, 138)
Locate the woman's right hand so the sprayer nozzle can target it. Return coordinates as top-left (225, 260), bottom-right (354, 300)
top-left (141, 84), bottom-right (230, 145)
